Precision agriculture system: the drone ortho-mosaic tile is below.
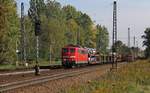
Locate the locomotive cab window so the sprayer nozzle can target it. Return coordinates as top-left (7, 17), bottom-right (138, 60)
top-left (63, 48), bottom-right (68, 53)
top-left (70, 48), bottom-right (75, 53)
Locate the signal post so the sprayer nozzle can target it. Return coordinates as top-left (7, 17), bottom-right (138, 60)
top-left (34, 19), bottom-right (41, 76)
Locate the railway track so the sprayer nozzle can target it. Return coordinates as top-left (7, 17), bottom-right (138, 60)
top-left (0, 66), bottom-right (109, 93)
top-left (0, 65), bottom-right (62, 76)
top-left (0, 69), bottom-right (50, 76)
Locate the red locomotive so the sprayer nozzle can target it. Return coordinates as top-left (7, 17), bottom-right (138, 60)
top-left (62, 45), bottom-right (88, 67)
top-left (62, 44), bottom-right (127, 68)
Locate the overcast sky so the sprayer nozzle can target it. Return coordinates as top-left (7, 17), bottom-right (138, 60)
top-left (16, 0), bottom-right (150, 49)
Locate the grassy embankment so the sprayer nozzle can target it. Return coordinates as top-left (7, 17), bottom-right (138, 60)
top-left (63, 60), bottom-right (150, 93)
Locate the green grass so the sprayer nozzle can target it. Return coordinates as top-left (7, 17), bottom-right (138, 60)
top-left (0, 61), bottom-right (62, 70)
top-left (39, 61), bottom-right (61, 66)
top-left (62, 60), bottom-right (150, 93)
top-left (0, 64), bottom-right (30, 70)
top-left (0, 64), bottom-right (17, 70)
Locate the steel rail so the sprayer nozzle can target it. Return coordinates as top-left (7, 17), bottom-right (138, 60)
top-left (0, 69), bottom-right (50, 76)
top-left (0, 67), bottom-right (107, 93)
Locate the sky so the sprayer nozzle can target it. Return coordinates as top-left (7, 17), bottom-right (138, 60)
top-left (16, 0), bottom-right (150, 49)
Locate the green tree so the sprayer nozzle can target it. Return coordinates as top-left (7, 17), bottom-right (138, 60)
top-left (142, 28), bottom-right (150, 58)
top-left (96, 25), bottom-right (109, 54)
top-left (63, 5), bottom-right (96, 47)
top-left (77, 13), bottom-right (94, 47)
top-left (24, 16), bottom-right (36, 60)
top-left (40, 1), bottom-right (67, 60)
top-left (28, 0), bottom-right (67, 60)
top-left (27, 0), bottom-right (109, 61)
top-left (62, 5), bottom-right (78, 20)
top-left (113, 40), bottom-right (131, 55)
top-left (0, 0), bottom-right (19, 64)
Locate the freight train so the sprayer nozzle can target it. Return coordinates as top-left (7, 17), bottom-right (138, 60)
top-left (61, 44), bottom-right (128, 68)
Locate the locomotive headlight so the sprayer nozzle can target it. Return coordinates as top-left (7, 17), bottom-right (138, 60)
top-left (63, 59), bottom-right (67, 61)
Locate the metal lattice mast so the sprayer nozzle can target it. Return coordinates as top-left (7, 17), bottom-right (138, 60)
top-left (133, 36), bottom-right (136, 60)
top-left (128, 28), bottom-right (130, 48)
top-left (133, 36), bottom-right (135, 47)
top-left (112, 1), bottom-right (117, 69)
top-left (21, 2), bottom-right (27, 66)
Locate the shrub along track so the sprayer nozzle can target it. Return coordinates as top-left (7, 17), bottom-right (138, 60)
top-left (0, 62), bottom-right (126, 93)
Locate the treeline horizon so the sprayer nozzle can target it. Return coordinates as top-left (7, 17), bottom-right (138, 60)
top-left (0, 0), bottom-right (109, 64)
top-left (1, 0), bottom-right (147, 65)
